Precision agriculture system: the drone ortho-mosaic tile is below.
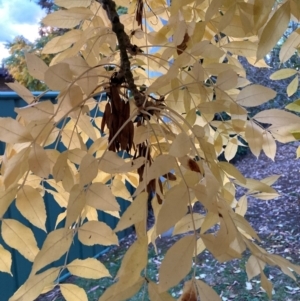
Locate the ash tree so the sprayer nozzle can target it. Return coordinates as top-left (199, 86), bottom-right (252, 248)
top-left (1, 0), bottom-right (300, 300)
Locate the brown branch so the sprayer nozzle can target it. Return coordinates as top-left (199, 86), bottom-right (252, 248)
top-left (96, 0), bottom-right (145, 108)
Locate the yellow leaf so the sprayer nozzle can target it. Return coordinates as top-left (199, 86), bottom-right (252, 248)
top-left (237, 85), bottom-right (276, 107)
top-left (67, 148), bottom-right (87, 165)
top-left (252, 0), bottom-right (274, 31)
top-left (195, 279), bottom-right (221, 301)
top-left (262, 131), bottom-right (276, 161)
top-left (254, 109), bottom-right (300, 127)
top-left (60, 284), bottom-right (88, 301)
top-left (291, 0), bottom-right (300, 21)
top-left (204, 63), bottom-right (241, 77)
top-left (133, 125), bottom-right (152, 145)
top-left (210, 15), bottom-right (245, 38)
top-left (297, 146), bottom-right (300, 158)
top-left (196, 238), bottom-right (206, 255)
top-left (1, 219), bottom-right (39, 262)
top-left (99, 151), bottom-right (145, 174)
top-left (79, 154), bottom-right (98, 187)
top-left (159, 235), bottom-right (195, 292)
top-left (83, 205), bottom-right (98, 221)
top-left (6, 82), bottom-right (34, 104)
top-left (205, 0), bottom-right (222, 21)
top-left (190, 41), bottom-right (224, 59)
top-left (55, 0), bottom-right (92, 8)
top-left (31, 228), bottom-right (73, 275)
top-left (42, 7), bottom-right (94, 29)
top-left (61, 128), bottom-right (85, 150)
top-left (16, 186), bottom-right (47, 232)
top-left (42, 33), bottom-right (78, 54)
top-left (218, 4), bottom-right (236, 31)
top-left (280, 29), bottom-right (300, 63)
top-left (218, 161), bottom-right (246, 184)
top-left (28, 143), bottom-right (51, 178)
top-left (246, 255), bottom-right (265, 280)
top-left (169, 132), bottom-right (191, 157)
top-left (58, 85), bottom-right (84, 112)
top-left (173, 20), bottom-right (187, 46)
top-left (257, 1), bottom-right (290, 61)
top-left (156, 183), bottom-right (189, 235)
top-left (216, 69), bottom-right (238, 90)
top-left (117, 236), bottom-right (148, 287)
top-left (77, 114), bottom-right (98, 142)
top-left (64, 55), bottom-right (99, 96)
top-left (67, 258), bottom-right (110, 279)
top-left (251, 192), bottom-right (279, 200)
top-left (55, 211), bottom-right (66, 228)
top-left (287, 76), bottom-right (299, 97)
top-left (65, 184), bottom-right (86, 229)
top-left (0, 244), bottom-right (12, 276)
top-left (44, 63), bottom-right (72, 90)
top-left (173, 213), bottom-right (205, 236)
top-left (0, 186), bottom-right (17, 218)
top-left (148, 281), bottom-right (176, 301)
top-left (53, 151), bottom-right (69, 182)
top-left (88, 136), bottom-right (107, 155)
top-left (260, 271), bottom-right (273, 299)
top-left (285, 99), bottom-right (300, 112)
top-left (144, 154), bottom-right (177, 185)
top-left (111, 178), bottom-right (132, 202)
top-left (98, 277), bottom-right (144, 301)
top-left (192, 61), bottom-right (204, 82)
top-left (247, 56), bottom-right (271, 68)
top-left (235, 195), bottom-right (247, 217)
top-left (25, 53), bottom-right (48, 81)
top-left (29, 121), bottom-right (58, 147)
top-left (0, 117), bottom-right (33, 144)
top-left (86, 182), bottom-right (120, 211)
top-left (270, 68), bottom-right (298, 80)
top-left (197, 102), bottom-right (227, 115)
top-left (260, 175), bottom-right (281, 186)
top-left (224, 137), bottom-right (238, 161)
top-left (245, 120), bottom-right (263, 158)
top-left (15, 100), bottom-right (54, 122)
top-left (223, 41), bottom-right (257, 57)
top-left (233, 214), bottom-right (260, 241)
top-left (78, 221), bottom-right (118, 246)
top-left (115, 192), bottom-right (147, 232)
top-left (9, 267), bottom-right (60, 301)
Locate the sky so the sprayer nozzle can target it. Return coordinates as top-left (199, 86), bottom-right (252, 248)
top-left (0, 0), bottom-right (45, 62)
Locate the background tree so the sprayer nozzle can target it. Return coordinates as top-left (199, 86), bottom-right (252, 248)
top-left (36, 0), bottom-right (56, 13)
top-left (3, 0), bottom-right (58, 90)
top-left (4, 35), bottom-right (54, 90)
top-left (1, 1), bottom-right (300, 301)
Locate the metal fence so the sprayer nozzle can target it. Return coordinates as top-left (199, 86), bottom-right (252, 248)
top-left (0, 92), bottom-right (133, 301)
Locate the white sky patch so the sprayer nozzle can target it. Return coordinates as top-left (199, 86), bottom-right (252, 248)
top-left (0, 0), bottom-right (45, 62)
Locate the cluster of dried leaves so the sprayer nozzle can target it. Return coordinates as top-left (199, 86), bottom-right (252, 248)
top-left (1, 0), bottom-right (300, 300)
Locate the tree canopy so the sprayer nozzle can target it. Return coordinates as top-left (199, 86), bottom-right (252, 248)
top-left (3, 0), bottom-right (59, 91)
top-left (1, 0), bottom-right (300, 300)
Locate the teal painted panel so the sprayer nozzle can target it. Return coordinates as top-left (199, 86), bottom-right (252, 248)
top-left (0, 92), bottom-right (133, 301)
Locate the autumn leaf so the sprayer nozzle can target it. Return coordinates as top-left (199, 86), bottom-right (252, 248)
top-left (78, 221), bottom-right (118, 246)
top-left (67, 258), bottom-right (110, 279)
top-left (159, 236), bottom-right (195, 292)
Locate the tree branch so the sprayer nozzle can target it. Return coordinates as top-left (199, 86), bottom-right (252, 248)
top-left (97, 0), bottom-right (145, 108)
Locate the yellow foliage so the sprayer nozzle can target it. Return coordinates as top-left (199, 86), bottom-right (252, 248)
top-left (0, 0), bottom-right (300, 300)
